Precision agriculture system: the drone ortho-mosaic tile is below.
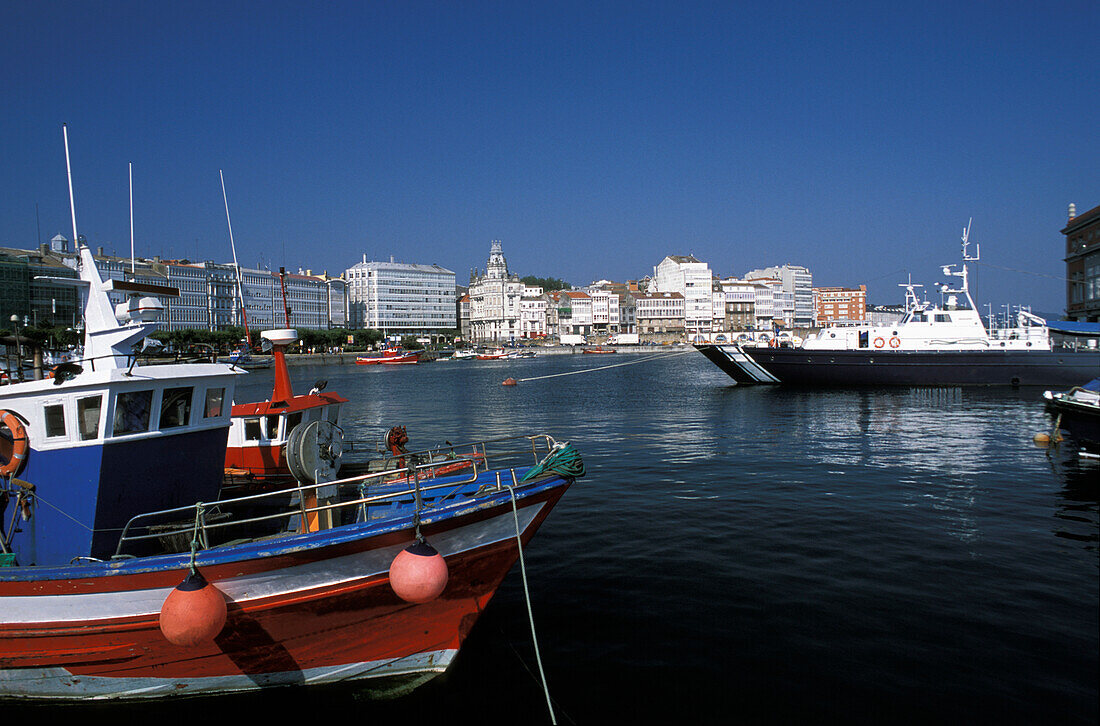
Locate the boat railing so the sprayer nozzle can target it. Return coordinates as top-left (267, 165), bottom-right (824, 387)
top-left (112, 433), bottom-right (559, 559)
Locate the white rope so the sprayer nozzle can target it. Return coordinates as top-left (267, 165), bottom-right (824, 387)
top-left (518, 349), bottom-right (693, 383)
top-left (504, 471), bottom-right (556, 725)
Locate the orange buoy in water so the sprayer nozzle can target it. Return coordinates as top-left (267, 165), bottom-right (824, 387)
top-left (389, 540), bottom-right (449, 603)
top-left (502, 378), bottom-right (518, 386)
top-left (159, 570), bottom-right (228, 646)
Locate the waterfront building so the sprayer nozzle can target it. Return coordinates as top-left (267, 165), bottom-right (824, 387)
top-left (456, 288), bottom-right (470, 341)
top-left (1063, 202), bottom-right (1100, 322)
top-left (633, 291), bottom-right (685, 342)
top-left (587, 281), bottom-right (631, 335)
top-left (654, 255), bottom-right (714, 334)
top-left (0, 244), bottom-right (80, 329)
top-left (715, 277), bottom-right (757, 331)
top-left (519, 286), bottom-right (548, 338)
top-left (556, 291), bottom-right (594, 336)
top-left (468, 241), bottom-right (523, 343)
top-left (345, 256), bottom-right (456, 335)
top-left (813, 285), bottom-right (867, 325)
top-left (745, 278), bottom-right (794, 329)
top-left (744, 263), bottom-right (814, 328)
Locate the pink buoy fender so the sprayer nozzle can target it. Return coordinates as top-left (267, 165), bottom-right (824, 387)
top-left (389, 540), bottom-right (449, 603)
top-left (159, 570), bottom-right (228, 647)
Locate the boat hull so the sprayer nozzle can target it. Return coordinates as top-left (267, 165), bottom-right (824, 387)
top-left (0, 477), bottom-right (569, 701)
top-left (1046, 399), bottom-right (1100, 446)
top-left (695, 345), bottom-right (1100, 387)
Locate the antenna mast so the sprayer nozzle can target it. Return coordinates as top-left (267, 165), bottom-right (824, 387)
top-left (220, 170), bottom-right (251, 347)
top-left (63, 124), bottom-right (79, 249)
top-left (129, 162), bottom-right (135, 275)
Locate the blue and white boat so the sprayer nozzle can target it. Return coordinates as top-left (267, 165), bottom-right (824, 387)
top-left (0, 127), bottom-right (581, 703)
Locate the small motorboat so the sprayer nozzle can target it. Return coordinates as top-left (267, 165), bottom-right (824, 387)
top-left (1043, 378), bottom-right (1100, 448)
top-left (582, 346), bottom-right (616, 354)
top-left (356, 349), bottom-right (420, 365)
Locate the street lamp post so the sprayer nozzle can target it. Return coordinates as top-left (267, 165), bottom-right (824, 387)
top-left (9, 314), bottom-right (23, 382)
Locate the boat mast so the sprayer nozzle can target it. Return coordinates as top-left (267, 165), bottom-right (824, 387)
top-left (220, 170), bottom-right (251, 347)
top-left (278, 267), bottom-right (292, 327)
top-left (129, 162), bottom-right (135, 275)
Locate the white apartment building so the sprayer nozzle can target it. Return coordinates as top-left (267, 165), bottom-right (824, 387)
top-left (519, 287), bottom-right (548, 338)
top-left (715, 277), bottom-right (757, 330)
top-left (655, 255), bottom-right (715, 333)
top-left (345, 256), bottom-right (456, 334)
top-left (744, 263), bottom-right (813, 328)
top-left (468, 241), bottom-right (523, 343)
top-left (587, 289), bottom-right (621, 336)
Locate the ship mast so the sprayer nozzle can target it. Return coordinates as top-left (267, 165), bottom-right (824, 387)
top-left (220, 170), bottom-right (251, 347)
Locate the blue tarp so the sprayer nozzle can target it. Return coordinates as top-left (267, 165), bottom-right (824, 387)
top-left (1045, 320), bottom-right (1100, 336)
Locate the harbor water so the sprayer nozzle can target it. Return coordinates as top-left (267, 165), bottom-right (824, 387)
top-left (18, 351), bottom-right (1098, 723)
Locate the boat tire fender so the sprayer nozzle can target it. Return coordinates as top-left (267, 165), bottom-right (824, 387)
top-left (0, 410), bottom-right (29, 477)
top-left (888, 336), bottom-right (900, 348)
top-left (873, 337), bottom-right (885, 349)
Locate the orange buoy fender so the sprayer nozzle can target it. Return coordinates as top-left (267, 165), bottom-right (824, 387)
top-left (159, 571), bottom-right (228, 646)
top-left (0, 410), bottom-right (29, 478)
top-left (389, 540), bottom-right (449, 603)
top-left (502, 377), bottom-right (518, 386)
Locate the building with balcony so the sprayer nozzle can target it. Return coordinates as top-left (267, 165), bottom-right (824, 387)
top-left (1063, 202), bottom-right (1100, 322)
top-left (633, 291), bottom-right (685, 342)
top-left (655, 255), bottom-right (714, 333)
top-left (744, 263), bottom-right (814, 328)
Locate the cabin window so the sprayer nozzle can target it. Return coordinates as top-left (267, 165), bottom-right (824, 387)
top-left (204, 387), bottom-right (225, 418)
top-left (160, 387), bottom-right (193, 429)
top-left (859, 331), bottom-right (869, 348)
top-left (911, 313), bottom-right (927, 322)
top-left (286, 411), bottom-right (303, 434)
top-left (77, 395), bottom-right (103, 441)
top-left (244, 418), bottom-right (261, 441)
top-left (305, 407), bottom-right (321, 423)
top-left (264, 414), bottom-right (281, 439)
top-left (934, 314), bottom-right (951, 323)
top-left (113, 390), bottom-right (153, 435)
top-left (44, 404), bottom-right (66, 438)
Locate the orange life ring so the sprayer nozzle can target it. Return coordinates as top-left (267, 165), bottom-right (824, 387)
top-left (889, 336), bottom-right (901, 348)
top-left (0, 409), bottom-right (29, 477)
top-left (873, 337), bottom-right (885, 349)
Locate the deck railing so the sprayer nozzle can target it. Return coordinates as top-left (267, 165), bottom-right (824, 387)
top-left (112, 433), bottom-right (558, 559)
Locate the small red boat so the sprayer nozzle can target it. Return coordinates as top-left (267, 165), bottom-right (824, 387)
top-left (356, 349), bottom-right (420, 365)
top-left (582, 346), bottom-right (617, 354)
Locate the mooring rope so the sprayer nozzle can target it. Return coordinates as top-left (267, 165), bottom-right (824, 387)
top-left (517, 349), bottom-right (693, 383)
top-left (503, 470), bottom-right (557, 725)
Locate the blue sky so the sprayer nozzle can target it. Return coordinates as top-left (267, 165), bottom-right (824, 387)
top-left (2, 1), bottom-right (1097, 313)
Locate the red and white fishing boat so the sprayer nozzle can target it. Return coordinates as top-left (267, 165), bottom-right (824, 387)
top-left (224, 328), bottom-right (348, 481)
top-left (476, 347), bottom-right (519, 360)
top-left (355, 349), bottom-right (420, 365)
top-left (0, 128), bottom-right (584, 702)
top-left (582, 346), bottom-right (617, 354)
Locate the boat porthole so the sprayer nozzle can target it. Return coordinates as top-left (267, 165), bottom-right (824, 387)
top-left (1000, 342), bottom-right (1005, 347)
top-left (1026, 342), bottom-right (1031, 347)
top-left (1011, 377), bottom-right (1020, 386)
top-left (868, 358), bottom-right (874, 363)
